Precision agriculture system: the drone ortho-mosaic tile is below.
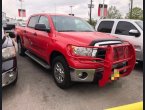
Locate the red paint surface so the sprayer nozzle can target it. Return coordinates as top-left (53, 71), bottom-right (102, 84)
top-left (15, 14), bottom-right (136, 87)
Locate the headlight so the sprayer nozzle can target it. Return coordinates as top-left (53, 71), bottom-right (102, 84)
top-left (72, 46), bottom-right (93, 57)
top-left (2, 47), bottom-right (16, 60)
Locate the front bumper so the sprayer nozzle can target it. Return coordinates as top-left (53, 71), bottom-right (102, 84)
top-left (136, 50), bottom-right (143, 61)
top-left (70, 68), bottom-right (96, 82)
top-left (70, 62), bottom-right (127, 82)
top-left (2, 68), bottom-right (17, 87)
top-left (67, 42), bottom-right (136, 87)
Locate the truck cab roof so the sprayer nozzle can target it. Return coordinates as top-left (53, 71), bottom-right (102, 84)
top-left (97, 19), bottom-right (142, 22)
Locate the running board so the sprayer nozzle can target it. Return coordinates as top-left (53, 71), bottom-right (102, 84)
top-left (25, 51), bottom-right (50, 69)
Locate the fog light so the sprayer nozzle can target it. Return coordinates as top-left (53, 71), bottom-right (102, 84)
top-left (78, 72), bottom-right (88, 79)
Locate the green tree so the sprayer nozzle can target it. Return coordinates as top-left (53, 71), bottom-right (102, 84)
top-left (125, 7), bottom-right (143, 20)
top-left (107, 6), bottom-right (122, 19)
top-left (87, 19), bottom-right (97, 28)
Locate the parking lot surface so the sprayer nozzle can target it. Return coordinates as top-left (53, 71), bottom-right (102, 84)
top-left (2, 55), bottom-right (143, 110)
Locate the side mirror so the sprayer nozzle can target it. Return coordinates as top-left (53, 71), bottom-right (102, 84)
top-left (5, 31), bottom-right (16, 38)
top-left (35, 24), bottom-right (50, 32)
top-left (129, 29), bottom-right (140, 37)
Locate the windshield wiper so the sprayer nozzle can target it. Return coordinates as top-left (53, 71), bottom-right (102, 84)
top-left (58, 30), bottom-right (95, 32)
top-left (58, 30), bottom-right (78, 32)
top-left (79, 30), bottom-right (95, 32)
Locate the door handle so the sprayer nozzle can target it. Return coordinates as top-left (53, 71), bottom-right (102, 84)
top-left (33, 32), bottom-right (37, 36)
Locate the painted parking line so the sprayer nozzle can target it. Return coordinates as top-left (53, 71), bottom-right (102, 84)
top-left (105, 101), bottom-right (143, 110)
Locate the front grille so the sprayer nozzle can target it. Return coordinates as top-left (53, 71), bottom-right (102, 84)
top-left (112, 62), bottom-right (128, 74)
top-left (114, 47), bottom-right (124, 61)
top-left (96, 48), bottom-right (106, 59)
top-left (94, 41), bottom-right (122, 60)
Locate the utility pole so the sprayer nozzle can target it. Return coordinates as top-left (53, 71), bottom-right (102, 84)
top-left (18, 0), bottom-right (23, 20)
top-left (69, 6), bottom-right (74, 16)
top-left (130, 0), bottom-right (133, 19)
top-left (88, 0), bottom-right (94, 24)
top-left (20, 0), bottom-right (23, 20)
top-left (102, 0), bottom-right (105, 19)
top-left (70, 6), bottom-right (73, 15)
top-left (128, 3), bottom-right (130, 13)
top-left (90, 0), bottom-right (92, 24)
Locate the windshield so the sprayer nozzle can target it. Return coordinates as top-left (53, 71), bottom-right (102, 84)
top-left (136, 21), bottom-right (143, 30)
top-left (51, 16), bottom-right (95, 32)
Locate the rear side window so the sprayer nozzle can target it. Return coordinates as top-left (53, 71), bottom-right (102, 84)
top-left (28, 16), bottom-right (40, 28)
top-left (38, 16), bottom-right (50, 29)
top-left (97, 21), bottom-right (114, 33)
top-left (115, 21), bottom-right (137, 35)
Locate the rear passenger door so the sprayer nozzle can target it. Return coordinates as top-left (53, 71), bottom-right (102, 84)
top-left (96, 21), bottom-right (114, 35)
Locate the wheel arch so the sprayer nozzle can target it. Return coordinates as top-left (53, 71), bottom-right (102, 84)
top-left (16, 34), bottom-right (21, 42)
top-left (49, 50), bottom-right (67, 67)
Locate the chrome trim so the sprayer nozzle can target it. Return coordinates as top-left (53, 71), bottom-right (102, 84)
top-left (94, 41), bottom-right (122, 46)
top-left (92, 41), bottom-right (122, 57)
top-left (54, 62), bottom-right (65, 83)
top-left (136, 51), bottom-right (143, 61)
top-left (70, 68), bottom-right (96, 82)
top-left (2, 68), bottom-right (17, 87)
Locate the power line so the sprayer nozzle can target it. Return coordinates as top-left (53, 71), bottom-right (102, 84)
top-left (102, 0), bottom-right (105, 19)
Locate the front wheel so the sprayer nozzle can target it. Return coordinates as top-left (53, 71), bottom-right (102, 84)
top-left (52, 56), bottom-right (72, 89)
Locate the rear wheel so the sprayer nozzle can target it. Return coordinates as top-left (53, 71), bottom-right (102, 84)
top-left (52, 56), bottom-right (72, 89)
top-left (18, 38), bottom-right (26, 56)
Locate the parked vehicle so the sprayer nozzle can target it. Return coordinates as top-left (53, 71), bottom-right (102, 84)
top-left (2, 28), bottom-right (18, 87)
top-left (3, 23), bottom-right (16, 31)
top-left (95, 19), bottom-right (143, 62)
top-left (16, 21), bottom-right (26, 27)
top-left (15, 14), bottom-right (136, 89)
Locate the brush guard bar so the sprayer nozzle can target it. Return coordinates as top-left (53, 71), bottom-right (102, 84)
top-left (67, 42), bottom-right (136, 87)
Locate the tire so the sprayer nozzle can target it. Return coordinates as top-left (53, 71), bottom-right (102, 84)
top-left (52, 56), bottom-right (72, 89)
top-left (18, 38), bottom-right (26, 56)
top-left (137, 61), bottom-right (143, 67)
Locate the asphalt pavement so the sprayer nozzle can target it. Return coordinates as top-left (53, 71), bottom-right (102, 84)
top-left (2, 55), bottom-right (143, 110)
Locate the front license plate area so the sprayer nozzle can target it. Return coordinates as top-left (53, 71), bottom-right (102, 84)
top-left (111, 69), bottom-right (120, 81)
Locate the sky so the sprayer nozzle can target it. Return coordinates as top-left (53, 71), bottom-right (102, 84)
top-left (2, 0), bottom-right (143, 20)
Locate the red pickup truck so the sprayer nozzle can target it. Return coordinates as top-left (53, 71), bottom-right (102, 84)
top-left (15, 13), bottom-right (136, 89)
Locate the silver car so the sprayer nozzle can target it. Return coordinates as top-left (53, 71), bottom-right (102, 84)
top-left (95, 19), bottom-right (143, 62)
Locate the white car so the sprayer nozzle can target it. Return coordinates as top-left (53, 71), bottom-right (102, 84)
top-left (95, 19), bottom-right (143, 62)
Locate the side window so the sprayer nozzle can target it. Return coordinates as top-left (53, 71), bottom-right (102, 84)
top-left (28, 16), bottom-right (40, 28)
top-left (115, 21), bottom-right (137, 35)
top-left (38, 16), bottom-right (50, 29)
top-left (97, 21), bottom-right (114, 33)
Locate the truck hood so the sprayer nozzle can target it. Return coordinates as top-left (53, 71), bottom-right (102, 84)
top-left (57, 32), bottom-right (119, 45)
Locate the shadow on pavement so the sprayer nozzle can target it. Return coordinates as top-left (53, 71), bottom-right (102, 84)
top-left (134, 62), bottom-right (143, 72)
